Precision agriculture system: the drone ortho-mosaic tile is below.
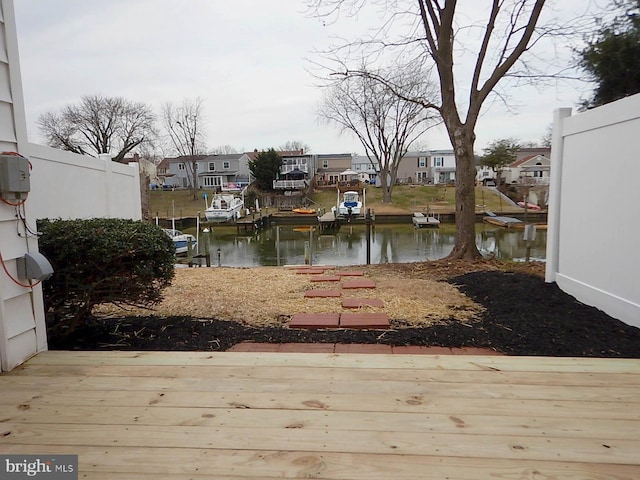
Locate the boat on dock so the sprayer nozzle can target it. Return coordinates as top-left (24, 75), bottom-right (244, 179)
top-left (205, 194), bottom-right (244, 222)
top-left (163, 228), bottom-right (197, 255)
top-left (412, 212), bottom-right (440, 228)
top-left (333, 190), bottom-right (364, 218)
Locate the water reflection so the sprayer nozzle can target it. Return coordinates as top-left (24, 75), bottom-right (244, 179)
top-left (193, 223), bottom-right (546, 267)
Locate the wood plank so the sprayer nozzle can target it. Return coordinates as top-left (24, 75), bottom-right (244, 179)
top-left (2, 374), bottom-right (639, 402)
top-left (1, 388), bottom-right (638, 420)
top-left (2, 422), bottom-right (639, 465)
top-left (3, 404), bottom-right (640, 440)
top-left (11, 363), bottom-right (640, 387)
top-left (24, 351), bottom-right (640, 373)
top-left (3, 445), bottom-right (638, 480)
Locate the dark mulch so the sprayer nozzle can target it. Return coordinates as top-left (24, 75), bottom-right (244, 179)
top-left (48, 271), bottom-right (640, 358)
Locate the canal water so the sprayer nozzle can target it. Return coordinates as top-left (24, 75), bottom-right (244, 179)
top-left (189, 223), bottom-right (546, 267)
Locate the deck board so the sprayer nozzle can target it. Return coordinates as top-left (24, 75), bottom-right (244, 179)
top-left (1, 351), bottom-right (639, 479)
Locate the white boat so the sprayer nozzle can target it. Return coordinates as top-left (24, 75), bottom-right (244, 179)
top-left (163, 228), bottom-right (197, 255)
top-left (336, 190), bottom-right (363, 217)
top-left (204, 194), bottom-right (244, 222)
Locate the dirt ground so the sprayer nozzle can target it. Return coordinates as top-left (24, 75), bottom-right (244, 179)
top-left (49, 259), bottom-right (640, 358)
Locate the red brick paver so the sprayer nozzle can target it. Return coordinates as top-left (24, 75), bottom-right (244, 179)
top-left (342, 298), bottom-right (385, 308)
top-left (334, 344), bottom-right (393, 354)
top-left (289, 313), bottom-right (340, 329)
top-left (296, 268), bottom-right (327, 275)
top-left (303, 289), bottom-right (342, 298)
top-left (339, 313), bottom-right (390, 329)
top-left (277, 343), bottom-right (335, 353)
top-left (310, 275), bottom-right (341, 282)
top-left (341, 279), bottom-right (376, 289)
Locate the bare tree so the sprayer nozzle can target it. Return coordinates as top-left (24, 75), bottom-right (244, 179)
top-left (210, 145), bottom-right (238, 155)
top-left (318, 65), bottom-right (437, 202)
top-left (309, 0), bottom-right (589, 259)
top-left (37, 95), bottom-right (156, 162)
top-left (162, 98), bottom-right (206, 199)
top-left (279, 140), bottom-right (311, 153)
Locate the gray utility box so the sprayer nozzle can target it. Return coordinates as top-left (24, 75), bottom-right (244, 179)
top-left (0, 154), bottom-right (31, 200)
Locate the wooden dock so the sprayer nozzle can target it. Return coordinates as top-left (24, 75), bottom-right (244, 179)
top-left (1, 351), bottom-right (639, 479)
top-left (234, 212), bottom-right (272, 233)
top-left (317, 211), bottom-right (340, 232)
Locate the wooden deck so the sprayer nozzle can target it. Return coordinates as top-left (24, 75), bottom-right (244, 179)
top-left (1, 351), bottom-right (639, 479)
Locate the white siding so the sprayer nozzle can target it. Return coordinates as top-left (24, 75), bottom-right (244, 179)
top-left (546, 94), bottom-right (640, 328)
top-left (0, 0), bottom-right (46, 371)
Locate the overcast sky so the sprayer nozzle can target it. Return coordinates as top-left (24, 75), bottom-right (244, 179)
top-left (13, 0), bottom-right (603, 155)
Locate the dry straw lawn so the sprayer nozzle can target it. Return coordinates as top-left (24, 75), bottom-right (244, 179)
top-left (96, 266), bottom-right (484, 327)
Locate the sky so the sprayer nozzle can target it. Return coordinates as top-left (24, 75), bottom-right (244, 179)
top-left (13, 0), bottom-right (604, 156)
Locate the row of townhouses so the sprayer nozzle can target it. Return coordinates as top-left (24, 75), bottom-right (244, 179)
top-left (152, 147), bottom-right (551, 191)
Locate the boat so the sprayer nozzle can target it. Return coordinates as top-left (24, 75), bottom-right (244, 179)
top-left (204, 194), bottom-right (244, 222)
top-left (163, 228), bottom-right (197, 255)
top-left (412, 212), bottom-right (440, 228)
top-left (292, 208), bottom-right (316, 215)
top-left (336, 190), bottom-right (363, 217)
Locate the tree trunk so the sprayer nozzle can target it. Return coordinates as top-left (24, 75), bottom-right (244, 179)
top-left (378, 168), bottom-right (392, 203)
top-left (448, 128), bottom-right (482, 260)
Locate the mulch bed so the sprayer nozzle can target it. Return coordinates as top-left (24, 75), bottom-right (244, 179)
top-left (48, 270), bottom-right (640, 358)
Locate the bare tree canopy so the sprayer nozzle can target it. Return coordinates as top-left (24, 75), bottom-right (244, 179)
top-left (211, 145), bottom-right (239, 155)
top-left (161, 98), bottom-right (206, 198)
top-left (309, 0), bottom-right (587, 259)
top-left (319, 64), bottom-right (438, 202)
top-left (37, 95), bottom-right (157, 163)
top-left (279, 140), bottom-right (311, 153)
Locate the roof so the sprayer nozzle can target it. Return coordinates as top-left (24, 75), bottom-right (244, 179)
top-left (510, 154), bottom-right (550, 168)
top-left (157, 155), bottom-right (208, 169)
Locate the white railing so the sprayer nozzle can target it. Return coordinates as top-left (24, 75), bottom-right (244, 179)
top-left (273, 179), bottom-right (307, 189)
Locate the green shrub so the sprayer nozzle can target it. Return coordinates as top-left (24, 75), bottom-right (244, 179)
top-left (38, 218), bottom-right (175, 333)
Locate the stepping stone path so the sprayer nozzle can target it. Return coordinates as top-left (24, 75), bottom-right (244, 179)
top-left (294, 267), bottom-right (389, 329)
top-left (289, 313), bottom-right (340, 329)
top-left (310, 275), bottom-right (341, 282)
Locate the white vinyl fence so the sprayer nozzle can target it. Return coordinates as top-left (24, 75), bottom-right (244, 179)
top-left (546, 94), bottom-right (640, 328)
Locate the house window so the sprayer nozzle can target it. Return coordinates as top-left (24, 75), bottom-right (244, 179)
top-left (433, 157), bottom-right (444, 167)
top-left (534, 162), bottom-right (543, 178)
top-left (223, 161), bottom-right (230, 169)
top-left (178, 163), bottom-right (185, 170)
top-left (419, 157), bottom-right (426, 168)
top-left (355, 164), bottom-right (361, 171)
top-left (322, 160), bottom-right (329, 168)
top-left (208, 162), bottom-right (215, 171)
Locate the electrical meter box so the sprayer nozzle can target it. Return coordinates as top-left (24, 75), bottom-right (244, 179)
top-left (0, 154), bottom-right (31, 200)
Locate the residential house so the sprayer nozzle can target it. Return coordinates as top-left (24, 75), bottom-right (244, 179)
top-left (157, 155), bottom-right (207, 188)
top-left (315, 153), bottom-right (353, 185)
top-left (396, 151), bottom-right (432, 184)
top-left (502, 147), bottom-right (551, 184)
top-left (430, 150), bottom-right (456, 184)
top-left (271, 149), bottom-right (316, 190)
top-left (199, 153), bottom-right (252, 191)
top-left (352, 155), bottom-right (378, 184)
top-left (157, 154), bottom-right (252, 191)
